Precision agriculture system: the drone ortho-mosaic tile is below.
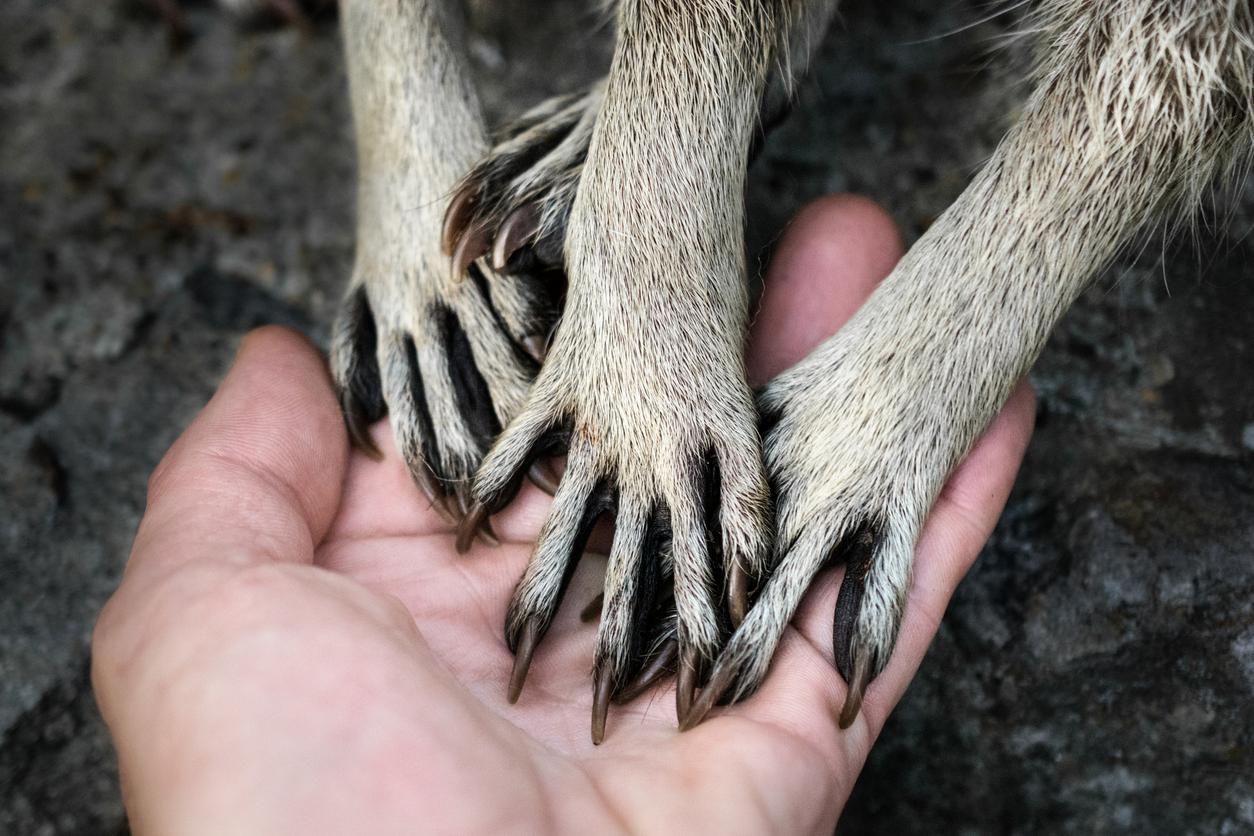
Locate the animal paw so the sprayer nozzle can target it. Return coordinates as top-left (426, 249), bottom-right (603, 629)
top-left (330, 252), bottom-right (560, 534)
top-left (460, 289), bottom-right (770, 743)
top-left (442, 84), bottom-right (604, 282)
top-left (684, 319), bottom-right (982, 730)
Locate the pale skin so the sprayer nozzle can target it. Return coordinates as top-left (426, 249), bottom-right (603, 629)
top-left (92, 196), bottom-right (1035, 835)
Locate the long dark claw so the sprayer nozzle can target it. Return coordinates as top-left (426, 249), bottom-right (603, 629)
top-left (492, 205), bottom-right (541, 271)
top-left (451, 224), bottom-right (493, 283)
top-left (442, 184), bottom-right (479, 256)
top-left (508, 619), bottom-right (540, 704)
top-left (678, 658), bottom-right (735, 731)
top-left (838, 653), bottom-right (871, 729)
top-left (614, 638), bottom-right (678, 704)
top-left (579, 592), bottom-right (604, 623)
top-left (676, 646), bottom-right (699, 724)
top-left (728, 563), bottom-right (751, 628)
top-left (833, 525), bottom-right (876, 677)
top-left (831, 524), bottom-right (881, 728)
top-left (340, 390), bottom-right (383, 461)
top-left (591, 666), bottom-right (613, 745)
top-left (457, 488), bottom-right (499, 547)
top-left (527, 461), bottom-right (560, 494)
top-left (456, 501), bottom-right (491, 554)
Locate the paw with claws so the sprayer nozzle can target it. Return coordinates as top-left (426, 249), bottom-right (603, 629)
top-left (330, 253), bottom-right (559, 535)
top-left (458, 269), bottom-right (771, 743)
top-left (443, 85), bottom-right (603, 284)
top-left (684, 292), bottom-right (1004, 730)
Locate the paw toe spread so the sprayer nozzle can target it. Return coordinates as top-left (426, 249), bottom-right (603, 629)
top-left (334, 82), bottom-right (945, 743)
top-left (338, 204), bottom-right (931, 744)
top-left (331, 244), bottom-right (557, 540)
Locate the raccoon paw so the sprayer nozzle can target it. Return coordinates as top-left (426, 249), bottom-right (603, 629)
top-left (441, 84), bottom-right (604, 283)
top-left (330, 258), bottom-right (559, 536)
top-left (683, 334), bottom-right (969, 730)
top-left (459, 316), bottom-right (770, 744)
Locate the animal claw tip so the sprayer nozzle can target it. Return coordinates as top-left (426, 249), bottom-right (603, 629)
top-left (527, 461), bottom-right (560, 494)
top-left (591, 667), bottom-right (612, 745)
top-left (456, 502), bottom-right (490, 553)
top-left (508, 619), bottom-right (540, 704)
top-left (837, 653), bottom-right (871, 730)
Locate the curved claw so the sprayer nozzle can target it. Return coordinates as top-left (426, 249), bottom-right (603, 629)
top-left (676, 646), bottom-right (700, 724)
top-left (832, 522), bottom-right (879, 721)
top-left (527, 461), bottom-right (560, 494)
top-left (678, 656), bottom-right (735, 731)
top-left (508, 618), bottom-right (540, 704)
top-left (613, 637), bottom-right (678, 704)
top-left (456, 501), bottom-right (492, 553)
top-left (451, 487), bottom-right (498, 547)
top-left (442, 183), bottom-right (479, 256)
top-left (492, 204), bottom-right (541, 271)
top-left (451, 224), bottom-right (493, 283)
top-left (591, 666), bottom-right (613, 745)
top-left (459, 502), bottom-right (499, 549)
top-left (838, 652), bottom-right (871, 729)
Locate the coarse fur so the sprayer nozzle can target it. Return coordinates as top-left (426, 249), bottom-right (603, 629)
top-left (472, 0), bottom-right (790, 710)
top-left (224, 0), bottom-right (1254, 740)
top-left (470, 0), bottom-right (1254, 734)
top-left (701, 0), bottom-right (1254, 724)
top-left (330, 0), bottom-right (559, 518)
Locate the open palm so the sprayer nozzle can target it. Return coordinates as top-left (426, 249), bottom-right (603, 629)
top-left (93, 197), bottom-right (1034, 835)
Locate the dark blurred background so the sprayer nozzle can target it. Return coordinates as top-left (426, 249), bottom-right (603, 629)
top-left (1, 1), bottom-right (1252, 833)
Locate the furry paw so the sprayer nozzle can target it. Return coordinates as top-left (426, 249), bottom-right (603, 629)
top-left (331, 257), bottom-right (559, 532)
top-left (441, 84), bottom-right (604, 282)
top-left (460, 290), bottom-right (771, 743)
top-left (684, 318), bottom-right (976, 730)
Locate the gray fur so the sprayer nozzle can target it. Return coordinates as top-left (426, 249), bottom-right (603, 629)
top-left (280, 0), bottom-right (1253, 726)
top-left (331, 0), bottom-right (545, 501)
top-left (475, 0), bottom-right (815, 682)
top-left (719, 0), bottom-right (1254, 702)
top-left (468, 0), bottom-right (1254, 716)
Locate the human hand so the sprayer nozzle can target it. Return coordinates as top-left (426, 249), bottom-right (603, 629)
top-left (92, 195), bottom-right (1034, 834)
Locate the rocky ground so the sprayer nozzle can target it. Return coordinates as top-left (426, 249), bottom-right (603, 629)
top-left (1, 1), bottom-right (1251, 833)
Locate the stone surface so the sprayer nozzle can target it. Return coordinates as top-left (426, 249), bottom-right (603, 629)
top-left (1, 1), bottom-right (1251, 833)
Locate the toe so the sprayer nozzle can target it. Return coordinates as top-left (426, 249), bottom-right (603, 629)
top-left (503, 460), bottom-right (613, 701)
